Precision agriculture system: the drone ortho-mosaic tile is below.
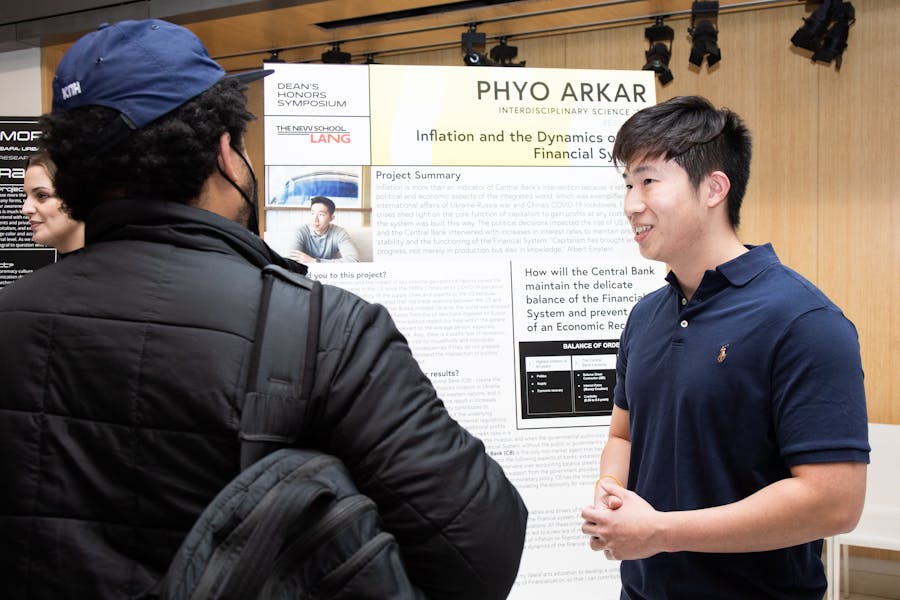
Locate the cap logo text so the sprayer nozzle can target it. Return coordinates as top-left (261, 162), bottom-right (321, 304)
top-left (61, 81), bottom-right (82, 100)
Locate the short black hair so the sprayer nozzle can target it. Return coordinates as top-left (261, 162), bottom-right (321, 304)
top-left (309, 196), bottom-right (336, 215)
top-left (612, 95), bottom-right (752, 229)
top-left (39, 78), bottom-right (254, 222)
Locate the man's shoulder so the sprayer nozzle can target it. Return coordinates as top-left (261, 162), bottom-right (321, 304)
top-left (755, 261), bottom-right (842, 314)
top-left (266, 270), bottom-right (369, 314)
top-left (324, 224), bottom-right (349, 240)
top-left (319, 280), bottom-right (368, 309)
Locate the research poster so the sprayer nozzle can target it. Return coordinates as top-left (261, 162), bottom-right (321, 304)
top-left (263, 63), bottom-right (662, 598)
top-left (0, 118), bottom-right (54, 289)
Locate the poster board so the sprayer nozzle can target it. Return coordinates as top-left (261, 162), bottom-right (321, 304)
top-left (263, 63), bottom-right (662, 598)
top-left (0, 118), bottom-right (54, 289)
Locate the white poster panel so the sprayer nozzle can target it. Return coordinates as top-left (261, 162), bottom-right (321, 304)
top-left (369, 64), bottom-right (650, 167)
top-left (264, 63), bottom-right (370, 117)
top-left (264, 115), bottom-right (371, 165)
top-left (264, 64), bottom-right (660, 599)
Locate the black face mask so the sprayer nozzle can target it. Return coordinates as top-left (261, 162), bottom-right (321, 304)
top-left (216, 144), bottom-right (260, 235)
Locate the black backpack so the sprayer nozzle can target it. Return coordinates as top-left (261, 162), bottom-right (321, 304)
top-left (154, 265), bottom-right (425, 600)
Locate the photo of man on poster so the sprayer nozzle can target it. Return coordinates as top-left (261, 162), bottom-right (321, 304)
top-left (288, 195), bottom-right (361, 263)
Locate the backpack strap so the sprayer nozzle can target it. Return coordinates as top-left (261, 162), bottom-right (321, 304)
top-left (239, 264), bottom-right (323, 469)
top-left (142, 265), bottom-right (327, 600)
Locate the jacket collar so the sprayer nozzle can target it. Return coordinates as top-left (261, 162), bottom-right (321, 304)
top-left (85, 198), bottom-right (307, 275)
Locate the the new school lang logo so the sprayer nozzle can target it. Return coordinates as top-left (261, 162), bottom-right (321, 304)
top-left (275, 124), bottom-right (351, 144)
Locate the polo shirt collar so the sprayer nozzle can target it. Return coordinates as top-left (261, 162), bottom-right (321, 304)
top-left (716, 243), bottom-right (780, 287)
top-left (664, 243), bottom-right (780, 295)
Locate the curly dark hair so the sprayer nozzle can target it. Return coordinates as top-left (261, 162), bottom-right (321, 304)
top-left (612, 95), bottom-right (752, 229)
top-left (39, 78), bottom-right (254, 222)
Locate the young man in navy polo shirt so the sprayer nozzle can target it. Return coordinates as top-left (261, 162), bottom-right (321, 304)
top-left (581, 95), bottom-right (869, 599)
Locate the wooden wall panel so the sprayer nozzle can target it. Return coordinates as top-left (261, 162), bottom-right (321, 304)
top-left (39, 44), bottom-right (67, 113)
top-left (563, 21), bottom-right (640, 71)
top-left (817, 0), bottom-right (898, 425)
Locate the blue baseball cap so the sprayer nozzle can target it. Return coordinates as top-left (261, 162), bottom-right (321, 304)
top-left (52, 19), bottom-right (271, 129)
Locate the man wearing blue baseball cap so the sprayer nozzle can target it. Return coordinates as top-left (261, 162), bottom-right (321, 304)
top-left (0, 19), bottom-right (527, 599)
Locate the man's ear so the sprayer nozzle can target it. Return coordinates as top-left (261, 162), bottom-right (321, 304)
top-left (705, 170), bottom-right (732, 209)
top-left (216, 132), bottom-right (239, 180)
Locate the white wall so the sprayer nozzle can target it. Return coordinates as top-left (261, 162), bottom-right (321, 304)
top-left (0, 48), bottom-right (42, 116)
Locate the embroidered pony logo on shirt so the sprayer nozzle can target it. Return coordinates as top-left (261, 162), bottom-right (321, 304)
top-left (717, 344), bottom-right (729, 363)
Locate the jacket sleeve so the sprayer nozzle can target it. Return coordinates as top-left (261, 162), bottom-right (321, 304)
top-left (308, 286), bottom-right (528, 599)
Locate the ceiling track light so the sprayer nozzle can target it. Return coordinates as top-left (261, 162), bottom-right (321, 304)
top-left (461, 25), bottom-right (526, 68)
top-left (689, 1), bottom-right (721, 68)
top-left (791, 0), bottom-right (855, 69)
top-left (462, 23), bottom-right (490, 66)
top-left (791, 0), bottom-right (836, 52)
top-left (643, 16), bottom-right (674, 84)
top-left (812, 1), bottom-right (855, 69)
top-left (489, 36), bottom-right (526, 67)
top-left (321, 42), bottom-right (351, 64)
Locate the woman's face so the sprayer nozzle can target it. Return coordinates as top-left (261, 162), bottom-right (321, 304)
top-left (21, 164), bottom-right (82, 253)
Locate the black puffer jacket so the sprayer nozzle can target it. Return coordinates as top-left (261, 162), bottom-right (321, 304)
top-left (0, 199), bottom-right (527, 599)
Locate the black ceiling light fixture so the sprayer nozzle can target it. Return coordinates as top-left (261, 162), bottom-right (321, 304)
top-left (489, 36), bottom-right (526, 67)
top-left (791, 0), bottom-right (835, 51)
top-left (267, 49), bottom-right (286, 64)
top-left (321, 42), bottom-right (351, 64)
top-left (462, 23), bottom-right (490, 66)
top-left (791, 0), bottom-right (855, 69)
top-left (643, 16), bottom-right (674, 84)
top-left (812, 1), bottom-right (855, 69)
top-left (688, 1), bottom-right (721, 68)
top-left (462, 27), bottom-right (527, 67)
